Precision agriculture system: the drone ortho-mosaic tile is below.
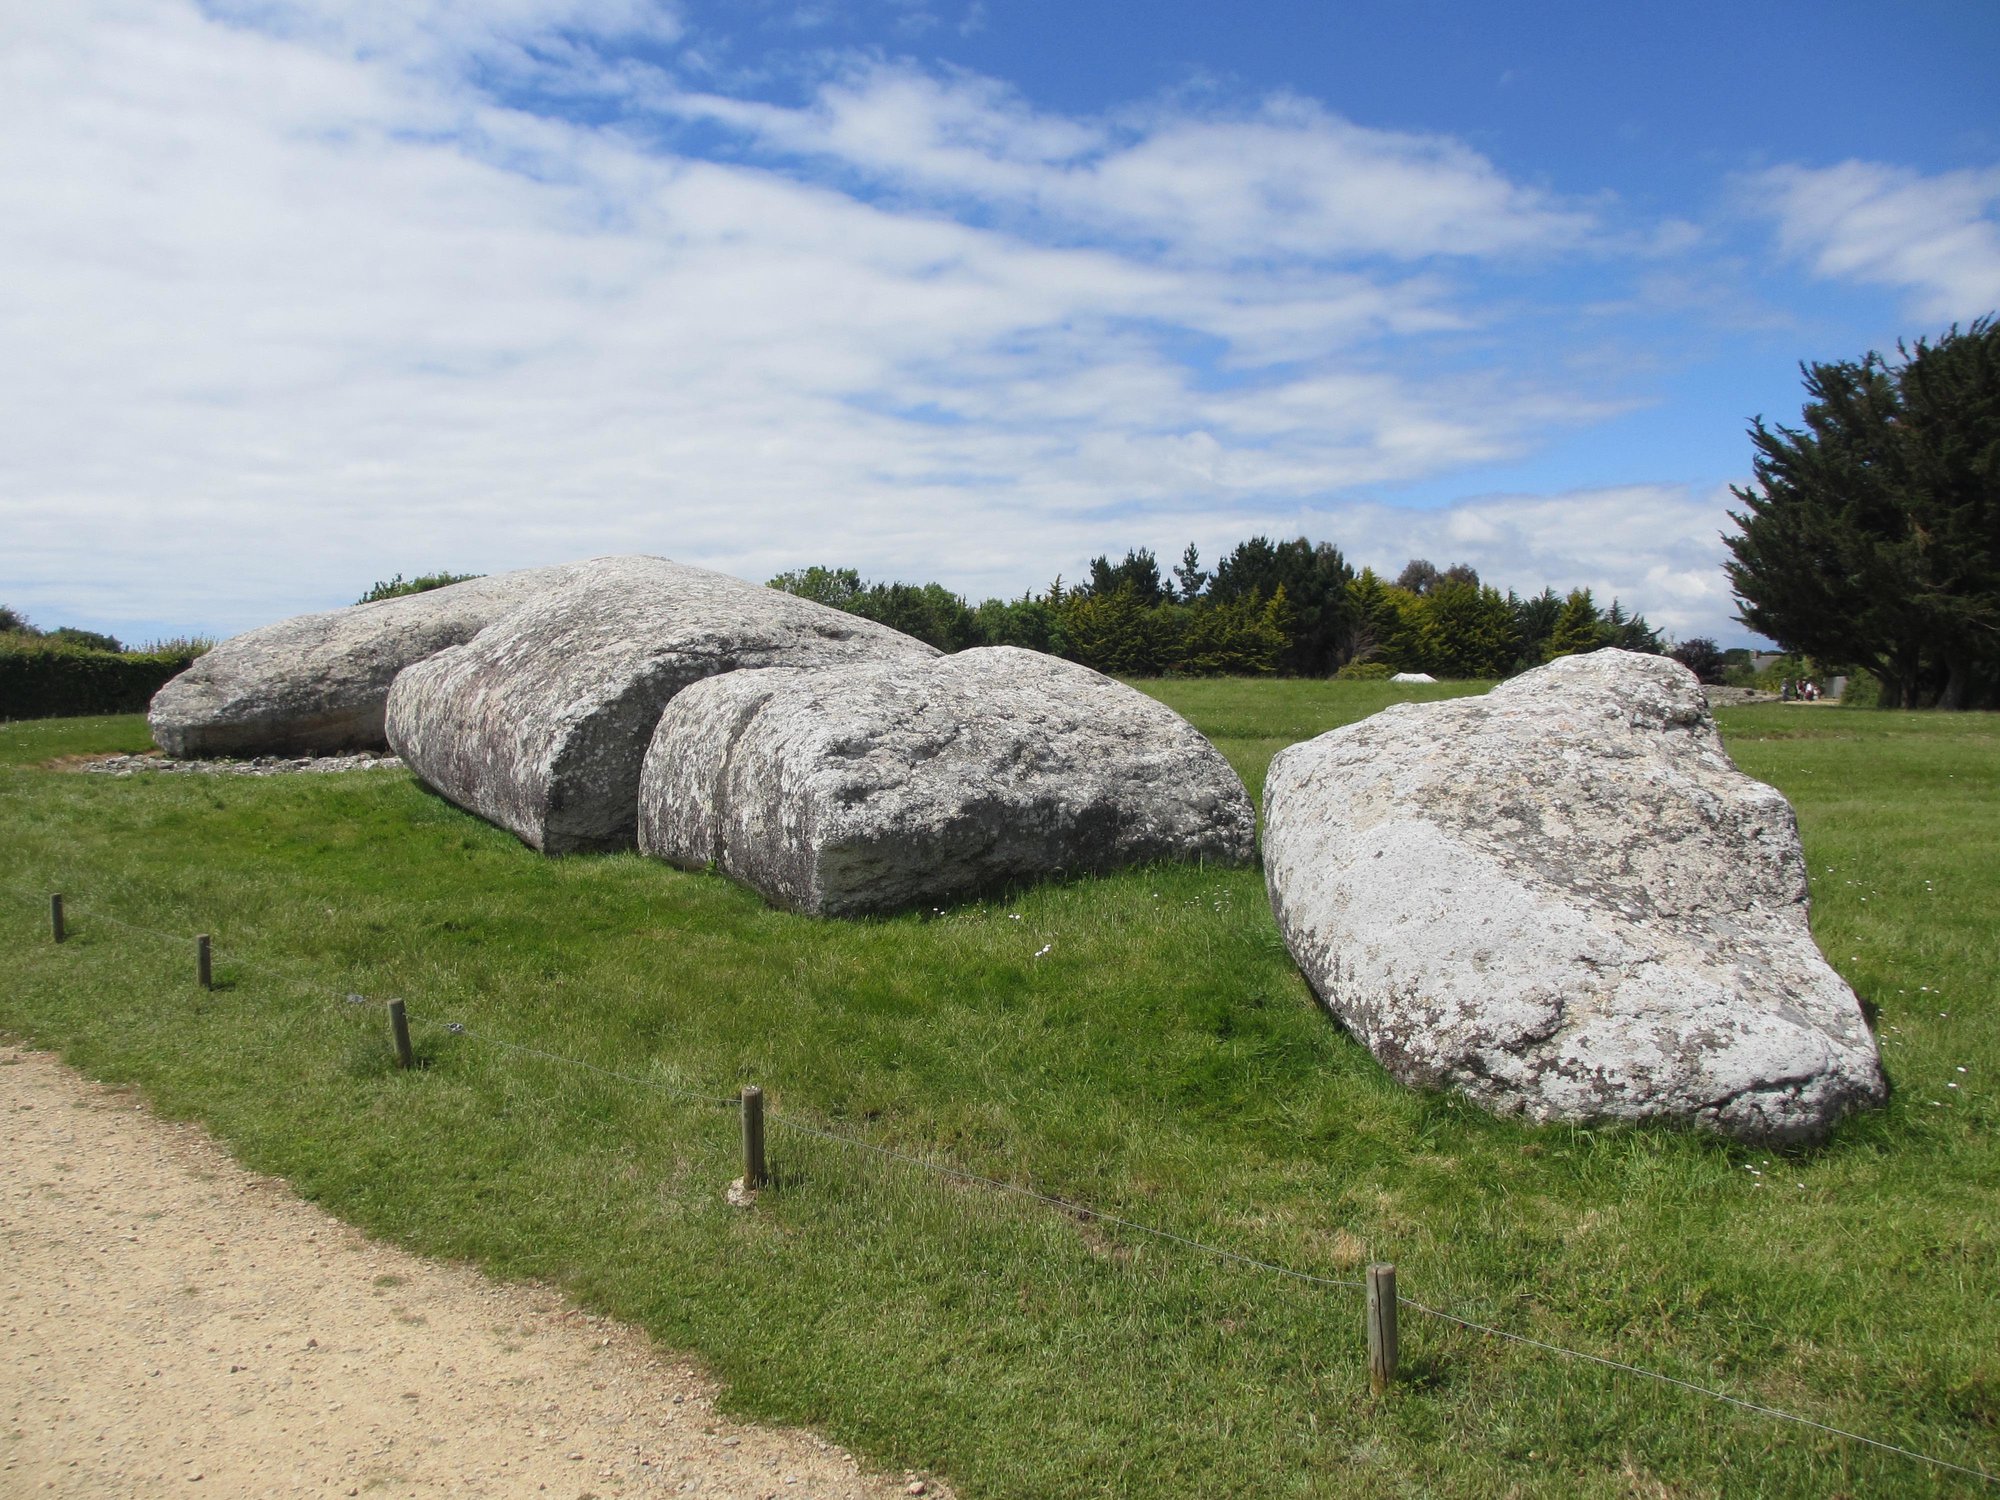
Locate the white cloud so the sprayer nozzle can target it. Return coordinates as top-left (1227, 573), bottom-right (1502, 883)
top-left (653, 63), bottom-right (1597, 266)
top-left (1749, 159), bottom-right (2000, 322)
top-left (0, 1), bottom-right (1727, 648)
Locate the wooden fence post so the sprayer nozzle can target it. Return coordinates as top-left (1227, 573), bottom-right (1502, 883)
top-left (388, 999), bottom-right (414, 1070)
top-left (741, 1085), bottom-right (766, 1190)
top-left (50, 894), bottom-right (65, 944)
top-left (196, 934), bottom-right (212, 990)
top-left (1366, 1263), bottom-right (1398, 1395)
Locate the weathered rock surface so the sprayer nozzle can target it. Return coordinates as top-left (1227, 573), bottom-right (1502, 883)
top-left (148, 566), bottom-right (592, 757)
top-left (1262, 649), bottom-right (1886, 1145)
top-left (386, 556), bottom-right (938, 854)
top-left (637, 647), bottom-right (1257, 915)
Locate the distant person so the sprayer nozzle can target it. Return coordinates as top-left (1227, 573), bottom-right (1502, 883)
top-left (1781, 679), bottom-right (1794, 701)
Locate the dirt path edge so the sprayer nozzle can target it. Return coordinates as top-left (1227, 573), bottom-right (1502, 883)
top-left (1, 1044), bottom-right (945, 1499)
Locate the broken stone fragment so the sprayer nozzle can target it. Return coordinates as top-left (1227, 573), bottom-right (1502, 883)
top-left (148, 564), bottom-right (594, 757)
top-left (386, 556), bottom-right (937, 854)
top-left (637, 647), bottom-right (1257, 914)
top-left (1261, 649), bottom-right (1886, 1145)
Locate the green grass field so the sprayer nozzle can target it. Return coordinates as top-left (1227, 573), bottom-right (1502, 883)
top-left (2, 685), bottom-right (1995, 1497)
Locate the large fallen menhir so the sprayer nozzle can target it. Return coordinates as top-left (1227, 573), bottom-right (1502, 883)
top-left (637, 648), bottom-right (1258, 914)
top-left (1261, 650), bottom-right (1886, 1145)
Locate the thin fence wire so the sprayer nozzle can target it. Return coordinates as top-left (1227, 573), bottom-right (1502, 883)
top-left (443, 1023), bottom-right (740, 1110)
top-left (1397, 1297), bottom-right (2000, 1485)
top-left (7, 879), bottom-right (742, 1112)
top-left (765, 1111), bottom-right (1367, 1293)
top-left (6, 877), bottom-right (1995, 1487)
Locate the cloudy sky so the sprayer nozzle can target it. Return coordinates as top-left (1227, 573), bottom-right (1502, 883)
top-left (3, 0), bottom-right (1997, 646)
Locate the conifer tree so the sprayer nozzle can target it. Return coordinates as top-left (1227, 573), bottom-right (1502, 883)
top-left (1726, 316), bottom-right (1999, 708)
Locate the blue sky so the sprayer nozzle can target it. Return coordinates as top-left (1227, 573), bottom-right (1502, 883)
top-left (3, 1), bottom-right (1997, 648)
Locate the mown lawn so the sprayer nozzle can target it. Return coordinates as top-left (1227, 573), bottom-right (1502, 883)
top-left (1, 689), bottom-right (1994, 1498)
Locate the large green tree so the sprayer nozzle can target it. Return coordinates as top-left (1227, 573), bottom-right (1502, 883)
top-left (1208, 536), bottom-right (1355, 674)
top-left (1725, 317), bottom-right (1999, 708)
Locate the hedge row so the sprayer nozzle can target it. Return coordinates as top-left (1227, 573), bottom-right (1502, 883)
top-left (0, 643), bottom-right (200, 721)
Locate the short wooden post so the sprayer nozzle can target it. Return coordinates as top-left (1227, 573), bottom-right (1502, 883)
top-left (196, 934), bottom-right (213, 990)
top-left (740, 1085), bottom-right (766, 1190)
top-left (1366, 1263), bottom-right (1398, 1395)
top-left (50, 894), bottom-right (65, 944)
top-left (387, 999), bottom-right (414, 1070)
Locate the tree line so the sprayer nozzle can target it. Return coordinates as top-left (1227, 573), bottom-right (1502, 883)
top-left (770, 542), bottom-right (1665, 680)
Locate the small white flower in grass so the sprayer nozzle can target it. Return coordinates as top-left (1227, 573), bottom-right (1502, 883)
top-left (1008, 913), bottom-right (1021, 922)
top-left (1958, 1066), bottom-right (1969, 1073)
top-left (1033, 944), bottom-right (1052, 959)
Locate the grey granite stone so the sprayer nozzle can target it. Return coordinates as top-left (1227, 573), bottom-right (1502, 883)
top-left (148, 565), bottom-right (591, 757)
top-left (637, 647), bottom-right (1257, 915)
top-left (385, 556), bottom-right (937, 854)
top-left (1261, 649), bottom-right (1885, 1145)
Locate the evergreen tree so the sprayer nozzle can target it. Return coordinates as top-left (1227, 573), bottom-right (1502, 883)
top-left (1543, 588), bottom-right (1605, 661)
top-left (1509, 588), bottom-right (1564, 671)
top-left (1171, 543), bottom-right (1209, 602)
top-left (1060, 583), bottom-right (1159, 675)
top-left (1417, 581), bottom-right (1515, 678)
top-left (1601, 599), bottom-right (1664, 654)
top-left (1083, 548), bottom-right (1168, 606)
top-left (1209, 536), bottom-right (1356, 674)
top-left (1342, 569), bottom-right (1427, 670)
top-left (1726, 316), bottom-right (2000, 708)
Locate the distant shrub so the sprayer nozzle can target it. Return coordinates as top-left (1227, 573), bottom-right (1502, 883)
top-left (138, 635), bottom-right (218, 657)
top-left (1333, 660), bottom-right (1393, 680)
top-left (0, 639), bottom-right (203, 721)
top-left (357, 571), bottom-right (482, 604)
top-left (1839, 673), bottom-right (1882, 708)
top-left (44, 626), bottom-right (123, 653)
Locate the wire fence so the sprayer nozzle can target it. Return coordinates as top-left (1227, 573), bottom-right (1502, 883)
top-left (5, 875), bottom-right (1995, 1488)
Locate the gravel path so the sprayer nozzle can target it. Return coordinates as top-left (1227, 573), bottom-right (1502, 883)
top-left (0, 1046), bottom-right (943, 1499)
